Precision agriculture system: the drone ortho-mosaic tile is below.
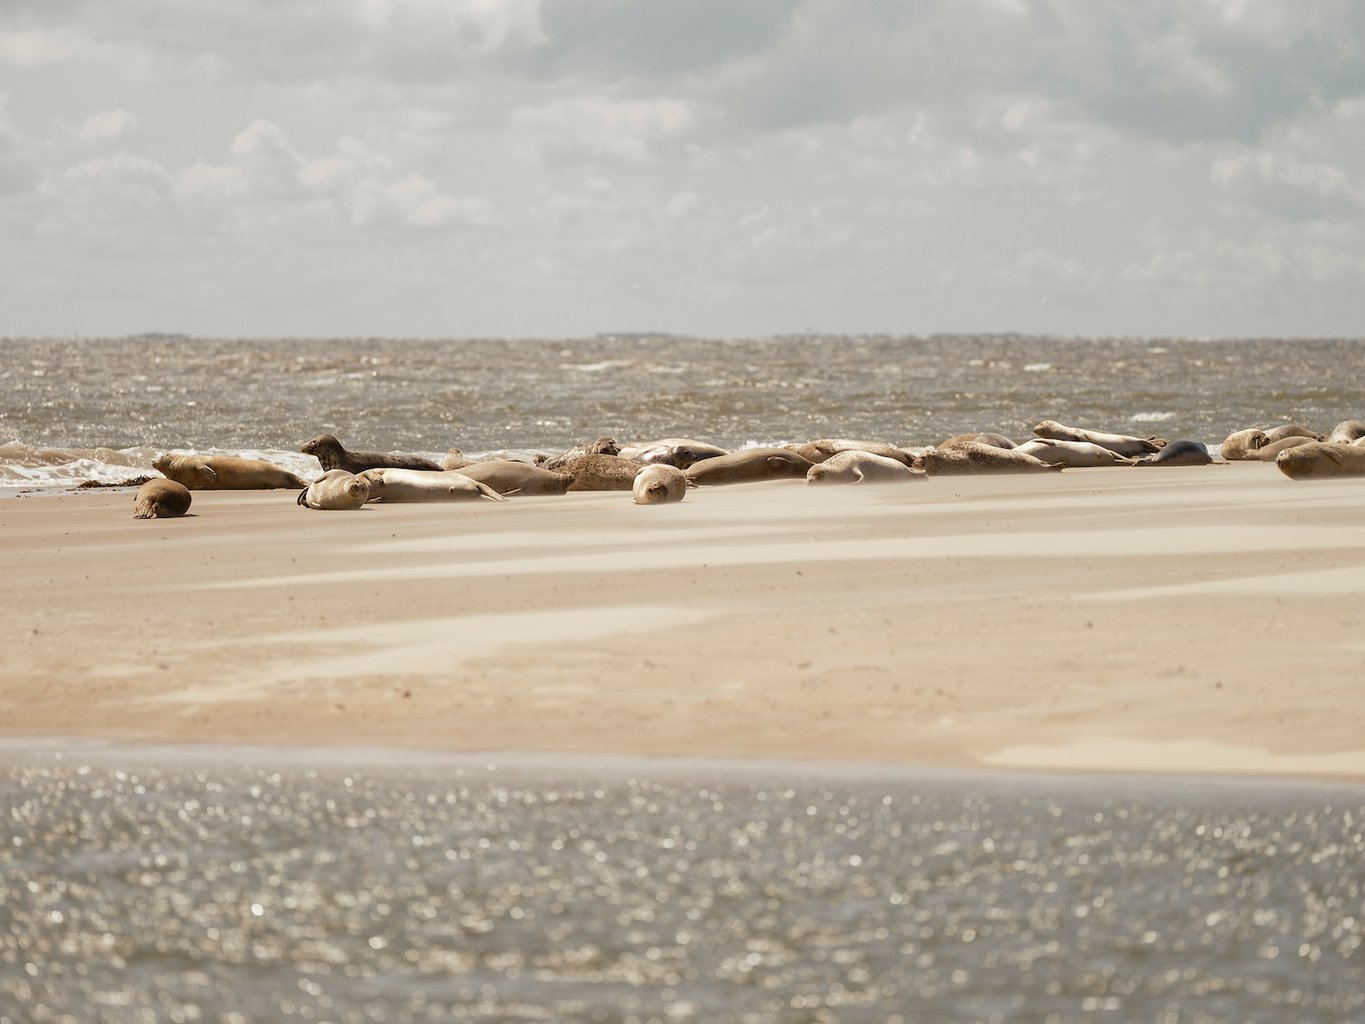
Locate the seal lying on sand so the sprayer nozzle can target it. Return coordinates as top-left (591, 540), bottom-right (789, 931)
top-left (617, 438), bottom-right (730, 466)
top-left (301, 434), bottom-right (442, 474)
top-left (937, 432), bottom-right (1016, 450)
top-left (807, 451), bottom-right (926, 485)
top-left (297, 469), bottom-right (370, 510)
top-left (133, 478), bottom-right (192, 519)
top-left (440, 448), bottom-right (475, 470)
top-left (685, 448), bottom-right (813, 485)
top-left (1032, 420), bottom-right (1165, 457)
top-left (786, 439), bottom-right (915, 466)
top-left (632, 464), bottom-right (688, 504)
top-left (153, 454), bottom-right (307, 490)
top-left (1265, 424), bottom-right (1323, 443)
top-left (1275, 442), bottom-right (1365, 479)
top-left (542, 437), bottom-right (620, 471)
top-left (1014, 438), bottom-right (1136, 467)
top-left (1243, 436), bottom-right (1316, 462)
top-left (449, 460), bottom-right (574, 496)
top-left (559, 455), bottom-right (644, 491)
top-left (915, 441), bottom-right (1063, 475)
top-left (1132, 440), bottom-right (1213, 466)
top-left (1326, 420), bottom-right (1365, 444)
top-left (1219, 428), bottom-right (1266, 460)
top-left (356, 468), bottom-right (505, 502)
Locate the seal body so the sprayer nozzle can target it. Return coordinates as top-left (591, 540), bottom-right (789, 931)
top-left (356, 468), bottom-right (505, 502)
top-left (1133, 440), bottom-right (1213, 466)
top-left (133, 479), bottom-right (192, 519)
top-left (1031, 420), bottom-right (1164, 457)
top-left (1014, 439), bottom-right (1136, 467)
top-left (297, 469), bottom-right (370, 510)
top-left (915, 441), bottom-right (1063, 475)
top-left (617, 438), bottom-right (730, 466)
top-left (542, 437), bottom-right (620, 471)
top-left (440, 448), bottom-right (474, 470)
top-left (632, 464), bottom-right (688, 504)
top-left (1243, 436), bottom-right (1315, 462)
top-left (1264, 424), bottom-right (1323, 444)
top-left (807, 451), bottom-right (925, 485)
top-left (153, 454), bottom-right (307, 490)
top-left (449, 460), bottom-right (574, 496)
top-left (301, 434), bottom-right (442, 474)
top-left (1275, 442), bottom-right (1365, 479)
top-left (1325, 420), bottom-right (1365, 444)
top-left (685, 448), bottom-right (813, 486)
top-left (1219, 428), bottom-right (1266, 460)
top-left (561, 455), bottom-right (644, 491)
top-left (786, 439), bottom-right (914, 466)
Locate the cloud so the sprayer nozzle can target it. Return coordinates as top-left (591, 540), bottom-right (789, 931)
top-left (0, 96), bottom-right (37, 194)
top-left (75, 108), bottom-right (139, 144)
top-left (513, 95), bottom-right (698, 162)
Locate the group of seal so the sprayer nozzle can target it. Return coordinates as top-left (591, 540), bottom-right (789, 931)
top-left (130, 415), bottom-right (1365, 520)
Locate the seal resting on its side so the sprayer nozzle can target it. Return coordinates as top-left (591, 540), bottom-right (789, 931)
top-left (133, 478), bottom-right (192, 519)
top-left (153, 454), bottom-right (307, 490)
top-left (807, 451), bottom-right (926, 485)
top-left (937, 432), bottom-right (1016, 450)
top-left (297, 469), bottom-right (370, 510)
top-left (356, 468), bottom-right (505, 503)
top-left (1325, 420), bottom-right (1365, 444)
top-left (448, 460), bottom-right (574, 496)
top-left (1275, 442), bottom-right (1365, 480)
top-left (1265, 424), bottom-right (1323, 444)
top-left (558, 454), bottom-right (644, 491)
top-left (632, 464), bottom-right (688, 504)
top-left (1014, 438), bottom-right (1136, 467)
top-left (785, 439), bottom-right (915, 466)
top-left (1031, 420), bottom-right (1165, 457)
top-left (684, 448), bottom-right (813, 486)
top-left (1132, 440), bottom-right (1214, 466)
top-left (914, 441), bottom-right (1063, 475)
top-left (1243, 436), bottom-right (1316, 461)
top-left (1219, 428), bottom-right (1267, 461)
top-left (301, 434), bottom-right (442, 474)
top-left (617, 438), bottom-right (730, 466)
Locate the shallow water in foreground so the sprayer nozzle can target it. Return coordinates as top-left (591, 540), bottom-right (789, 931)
top-left (3, 745), bottom-right (1362, 1023)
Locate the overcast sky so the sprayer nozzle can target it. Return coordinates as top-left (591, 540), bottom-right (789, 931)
top-left (2, 1), bottom-right (1363, 339)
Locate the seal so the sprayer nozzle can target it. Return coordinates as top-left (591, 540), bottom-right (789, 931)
top-left (1219, 428), bottom-right (1266, 461)
top-left (1275, 441), bottom-right (1365, 480)
top-left (1243, 436), bottom-right (1315, 461)
top-left (1013, 438), bottom-right (1136, 467)
top-left (1264, 424), bottom-right (1323, 444)
top-left (786, 439), bottom-right (915, 466)
top-left (558, 454), bottom-right (644, 491)
top-left (542, 436), bottom-right (621, 471)
top-left (356, 468), bottom-right (505, 503)
top-left (153, 453), bottom-right (307, 490)
top-left (914, 441), bottom-right (1063, 475)
top-left (297, 469), bottom-right (370, 510)
top-left (617, 438), bottom-right (730, 466)
top-left (440, 448), bottom-right (475, 470)
top-left (632, 464), bottom-right (688, 504)
top-left (1325, 420), bottom-right (1365, 444)
top-left (684, 448), bottom-right (813, 486)
top-left (449, 460), bottom-right (574, 496)
top-left (1132, 440), bottom-right (1213, 466)
top-left (300, 434), bottom-right (442, 474)
top-left (807, 451), bottom-right (926, 485)
top-left (937, 432), bottom-right (1016, 450)
top-left (133, 478), bottom-right (192, 519)
top-left (1031, 420), bottom-right (1165, 457)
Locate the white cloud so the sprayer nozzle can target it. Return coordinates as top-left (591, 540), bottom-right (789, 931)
top-left (514, 95), bottom-right (698, 162)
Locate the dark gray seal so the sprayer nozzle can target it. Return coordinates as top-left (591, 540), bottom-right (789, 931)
top-left (1132, 440), bottom-right (1213, 466)
top-left (301, 434), bottom-right (442, 474)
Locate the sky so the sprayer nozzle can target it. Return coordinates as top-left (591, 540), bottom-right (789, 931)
top-left (2, 0), bottom-right (1364, 339)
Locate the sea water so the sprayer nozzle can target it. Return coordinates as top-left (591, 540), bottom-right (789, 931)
top-left (2, 744), bottom-right (1362, 1024)
top-left (3, 334), bottom-right (1364, 488)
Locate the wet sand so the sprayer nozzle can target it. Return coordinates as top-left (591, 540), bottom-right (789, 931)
top-left (3, 463), bottom-right (1364, 779)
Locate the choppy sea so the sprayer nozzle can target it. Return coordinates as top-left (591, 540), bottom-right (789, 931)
top-left (3, 334), bottom-right (1364, 488)
top-left (4, 335), bottom-right (1365, 1021)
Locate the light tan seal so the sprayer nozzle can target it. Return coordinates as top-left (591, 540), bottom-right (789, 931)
top-left (133, 478), bottom-right (192, 519)
top-left (914, 441), bottom-right (1063, 475)
top-left (684, 447), bottom-right (813, 486)
top-left (1219, 428), bottom-right (1267, 461)
top-left (1325, 420), bottom-right (1365, 444)
top-left (439, 448), bottom-right (475, 470)
top-left (632, 464), bottom-right (688, 504)
top-left (449, 460), bottom-right (574, 496)
top-left (1275, 442), bottom-right (1365, 480)
top-left (807, 451), bottom-right (926, 485)
top-left (1031, 420), bottom-right (1165, 457)
top-left (1265, 424), bottom-right (1323, 443)
top-left (153, 454), bottom-right (307, 490)
top-left (560, 455), bottom-right (644, 491)
top-left (785, 439), bottom-right (915, 466)
top-left (1243, 436), bottom-right (1315, 461)
top-left (356, 468), bottom-right (505, 503)
top-left (301, 434), bottom-right (442, 474)
top-left (1014, 438), bottom-right (1136, 467)
top-left (297, 469), bottom-right (370, 510)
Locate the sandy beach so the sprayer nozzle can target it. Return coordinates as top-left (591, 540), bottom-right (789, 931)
top-left (3, 463), bottom-right (1364, 779)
